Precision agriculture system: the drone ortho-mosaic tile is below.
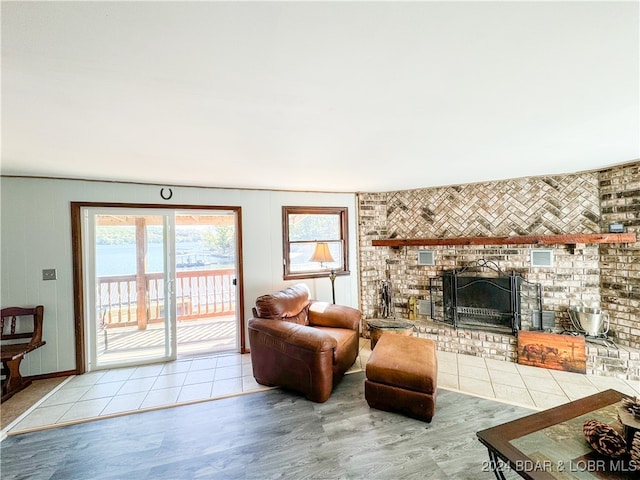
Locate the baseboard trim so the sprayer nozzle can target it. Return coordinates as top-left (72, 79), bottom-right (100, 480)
top-left (26, 370), bottom-right (77, 382)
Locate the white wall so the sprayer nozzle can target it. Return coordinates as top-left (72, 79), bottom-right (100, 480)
top-left (0, 177), bottom-right (359, 376)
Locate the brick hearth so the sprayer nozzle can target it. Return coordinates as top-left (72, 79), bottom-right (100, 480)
top-left (362, 319), bottom-right (640, 381)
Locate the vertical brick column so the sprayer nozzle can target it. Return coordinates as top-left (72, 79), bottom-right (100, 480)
top-left (599, 162), bottom-right (640, 349)
top-left (358, 192), bottom-right (389, 319)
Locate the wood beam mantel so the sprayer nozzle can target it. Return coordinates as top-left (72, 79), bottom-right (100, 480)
top-left (371, 232), bottom-right (637, 248)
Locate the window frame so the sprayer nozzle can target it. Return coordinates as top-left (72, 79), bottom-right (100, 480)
top-left (282, 206), bottom-right (349, 280)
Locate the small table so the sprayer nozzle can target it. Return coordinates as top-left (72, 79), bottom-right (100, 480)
top-left (476, 389), bottom-right (634, 480)
top-left (367, 319), bottom-right (414, 349)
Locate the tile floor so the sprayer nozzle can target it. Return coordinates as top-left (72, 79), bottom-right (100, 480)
top-left (4, 339), bottom-right (640, 436)
top-left (437, 349), bottom-right (639, 409)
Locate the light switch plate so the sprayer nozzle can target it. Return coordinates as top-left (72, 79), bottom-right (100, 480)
top-left (42, 268), bottom-right (57, 280)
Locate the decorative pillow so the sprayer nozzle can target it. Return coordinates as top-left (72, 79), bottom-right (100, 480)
top-left (583, 419), bottom-right (627, 458)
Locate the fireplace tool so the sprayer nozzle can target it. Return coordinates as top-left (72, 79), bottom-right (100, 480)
top-left (567, 306), bottom-right (616, 348)
top-left (379, 280), bottom-right (394, 318)
top-left (379, 259), bottom-right (394, 318)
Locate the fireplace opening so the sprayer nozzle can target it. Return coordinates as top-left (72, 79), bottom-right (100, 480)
top-left (429, 260), bottom-right (542, 335)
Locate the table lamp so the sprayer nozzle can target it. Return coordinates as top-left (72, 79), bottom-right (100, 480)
top-left (309, 242), bottom-right (336, 304)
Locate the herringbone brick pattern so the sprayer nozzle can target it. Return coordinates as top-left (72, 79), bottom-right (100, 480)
top-left (386, 174), bottom-right (600, 239)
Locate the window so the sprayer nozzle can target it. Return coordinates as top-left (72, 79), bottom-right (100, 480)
top-left (282, 206), bottom-right (349, 280)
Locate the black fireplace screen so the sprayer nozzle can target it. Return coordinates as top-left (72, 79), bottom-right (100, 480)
top-left (430, 261), bottom-right (542, 335)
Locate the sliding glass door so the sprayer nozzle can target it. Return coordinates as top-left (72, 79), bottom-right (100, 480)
top-left (173, 211), bottom-right (239, 356)
top-left (80, 205), bottom-right (242, 372)
top-left (83, 208), bottom-right (177, 370)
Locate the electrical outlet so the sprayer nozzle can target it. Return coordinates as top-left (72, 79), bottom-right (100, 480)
top-left (42, 268), bottom-right (57, 281)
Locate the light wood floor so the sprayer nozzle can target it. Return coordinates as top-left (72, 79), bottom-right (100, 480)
top-left (0, 371), bottom-right (533, 480)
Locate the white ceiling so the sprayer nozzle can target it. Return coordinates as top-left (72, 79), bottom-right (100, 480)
top-left (2, 1), bottom-right (639, 193)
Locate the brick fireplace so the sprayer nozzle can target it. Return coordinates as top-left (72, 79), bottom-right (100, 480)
top-left (358, 161), bottom-right (640, 381)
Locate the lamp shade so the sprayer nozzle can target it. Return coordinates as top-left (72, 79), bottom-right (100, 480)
top-left (309, 242), bottom-right (335, 265)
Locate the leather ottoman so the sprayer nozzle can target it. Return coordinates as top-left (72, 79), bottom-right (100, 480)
top-left (365, 333), bottom-right (438, 422)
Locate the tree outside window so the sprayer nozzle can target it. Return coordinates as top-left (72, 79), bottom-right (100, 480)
top-left (282, 206), bottom-right (349, 280)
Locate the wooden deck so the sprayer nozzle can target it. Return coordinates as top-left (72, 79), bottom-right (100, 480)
top-left (96, 315), bottom-right (237, 364)
top-left (93, 268), bottom-right (238, 365)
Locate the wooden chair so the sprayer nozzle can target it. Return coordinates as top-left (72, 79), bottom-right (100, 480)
top-left (1, 306), bottom-right (46, 402)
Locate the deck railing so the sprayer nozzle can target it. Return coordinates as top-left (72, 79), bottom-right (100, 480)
top-left (97, 269), bottom-right (236, 329)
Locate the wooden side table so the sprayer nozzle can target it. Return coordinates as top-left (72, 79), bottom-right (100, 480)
top-left (367, 319), bottom-right (415, 349)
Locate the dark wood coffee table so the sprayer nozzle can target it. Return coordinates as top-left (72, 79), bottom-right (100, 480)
top-left (477, 389), bottom-right (635, 479)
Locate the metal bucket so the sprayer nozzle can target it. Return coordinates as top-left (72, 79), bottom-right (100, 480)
top-left (568, 306), bottom-right (609, 336)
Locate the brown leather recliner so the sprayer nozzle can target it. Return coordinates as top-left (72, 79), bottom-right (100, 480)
top-left (248, 283), bottom-right (361, 403)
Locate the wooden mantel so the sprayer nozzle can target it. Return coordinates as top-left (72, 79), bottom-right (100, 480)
top-left (371, 232), bottom-right (636, 248)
